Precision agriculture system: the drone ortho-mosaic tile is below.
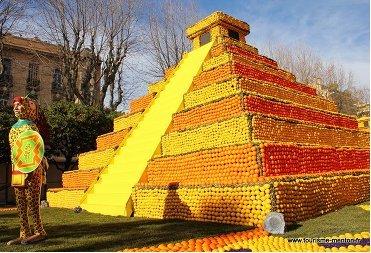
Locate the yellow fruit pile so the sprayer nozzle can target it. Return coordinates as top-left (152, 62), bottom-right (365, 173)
top-left (129, 92), bottom-right (156, 114)
top-left (148, 80), bottom-right (166, 93)
top-left (252, 115), bottom-right (369, 148)
top-left (272, 173), bottom-right (370, 222)
top-left (161, 115), bottom-right (251, 156)
top-left (113, 111), bottom-right (143, 132)
top-left (96, 128), bottom-right (131, 150)
top-left (62, 169), bottom-right (101, 188)
top-left (170, 95), bottom-right (244, 132)
top-left (133, 183), bottom-right (272, 226)
top-left (146, 143), bottom-right (260, 186)
top-left (78, 148), bottom-right (115, 170)
top-left (185, 79), bottom-right (240, 109)
top-left (47, 189), bottom-right (85, 209)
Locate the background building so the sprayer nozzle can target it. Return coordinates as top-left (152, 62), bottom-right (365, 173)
top-left (0, 34), bottom-right (64, 107)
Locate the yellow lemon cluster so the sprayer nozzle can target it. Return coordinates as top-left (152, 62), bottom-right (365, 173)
top-left (185, 79), bottom-right (240, 109)
top-left (78, 148), bottom-right (115, 170)
top-left (133, 184), bottom-right (272, 226)
top-left (113, 111), bottom-right (143, 132)
top-left (148, 80), bottom-right (166, 93)
top-left (47, 189), bottom-right (84, 208)
top-left (161, 115), bottom-right (251, 156)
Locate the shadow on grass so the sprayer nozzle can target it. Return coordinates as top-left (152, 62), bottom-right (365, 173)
top-left (285, 223), bottom-right (302, 232)
top-left (0, 211), bottom-right (248, 251)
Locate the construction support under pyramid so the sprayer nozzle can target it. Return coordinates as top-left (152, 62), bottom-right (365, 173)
top-left (47, 12), bottom-right (370, 227)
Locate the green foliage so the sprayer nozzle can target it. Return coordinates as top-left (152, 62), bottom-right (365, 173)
top-left (0, 106), bottom-right (17, 163)
top-left (45, 101), bottom-right (115, 170)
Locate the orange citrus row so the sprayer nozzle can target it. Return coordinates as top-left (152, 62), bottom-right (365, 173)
top-left (129, 92), bottom-right (156, 114)
top-left (96, 128), bottom-right (131, 150)
top-left (245, 95), bottom-right (357, 129)
top-left (146, 143), bottom-right (260, 186)
top-left (210, 42), bottom-right (277, 68)
top-left (192, 60), bottom-right (316, 95)
top-left (169, 95), bottom-right (244, 132)
top-left (62, 169), bottom-right (101, 188)
top-left (210, 37), bottom-right (259, 57)
top-left (252, 115), bottom-right (369, 148)
top-left (238, 78), bottom-right (337, 112)
top-left (203, 52), bottom-right (294, 82)
top-left (123, 230), bottom-right (371, 252)
top-left (272, 173), bottom-right (370, 222)
top-left (122, 228), bottom-right (268, 252)
top-left (261, 142), bottom-right (370, 176)
top-left (171, 93), bottom-right (354, 133)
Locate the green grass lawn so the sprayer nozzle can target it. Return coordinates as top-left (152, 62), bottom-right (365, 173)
top-left (0, 202), bottom-right (369, 251)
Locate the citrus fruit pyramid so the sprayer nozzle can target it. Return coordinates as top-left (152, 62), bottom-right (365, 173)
top-left (47, 12), bottom-right (369, 227)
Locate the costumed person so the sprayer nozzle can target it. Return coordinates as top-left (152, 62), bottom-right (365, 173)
top-left (6, 96), bottom-right (48, 245)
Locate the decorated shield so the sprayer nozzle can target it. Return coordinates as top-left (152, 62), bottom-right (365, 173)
top-left (11, 130), bottom-right (44, 173)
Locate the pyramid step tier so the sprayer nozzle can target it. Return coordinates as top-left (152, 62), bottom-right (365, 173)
top-left (145, 142), bottom-right (369, 186)
top-left (193, 60), bottom-right (316, 95)
top-left (171, 93), bottom-right (357, 132)
top-left (252, 115), bottom-right (368, 147)
top-left (162, 114), bottom-right (369, 156)
top-left (147, 80), bottom-right (166, 93)
top-left (133, 171), bottom-right (370, 226)
top-left (62, 169), bottom-right (102, 188)
top-left (210, 42), bottom-right (278, 69)
top-left (47, 188), bottom-right (85, 209)
top-left (96, 128), bottom-right (131, 150)
top-left (113, 110), bottom-right (144, 132)
top-left (129, 92), bottom-right (157, 114)
top-left (78, 148), bottom-right (115, 170)
top-left (184, 77), bottom-right (337, 112)
top-left (203, 52), bottom-right (294, 82)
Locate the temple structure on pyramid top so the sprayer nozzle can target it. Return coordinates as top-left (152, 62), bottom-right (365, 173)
top-left (47, 12), bottom-right (369, 227)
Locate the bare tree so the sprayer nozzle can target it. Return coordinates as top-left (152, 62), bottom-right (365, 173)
top-left (37, 0), bottom-right (139, 110)
top-left (0, 0), bottom-right (28, 73)
top-left (140, 0), bottom-right (199, 79)
top-left (264, 42), bottom-right (367, 115)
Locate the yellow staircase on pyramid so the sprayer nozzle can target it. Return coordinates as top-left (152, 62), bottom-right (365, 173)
top-left (79, 41), bottom-right (214, 216)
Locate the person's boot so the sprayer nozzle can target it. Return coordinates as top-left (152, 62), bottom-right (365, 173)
top-left (21, 234), bottom-right (47, 245)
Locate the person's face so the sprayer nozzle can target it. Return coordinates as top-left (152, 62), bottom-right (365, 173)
top-left (13, 101), bottom-right (25, 118)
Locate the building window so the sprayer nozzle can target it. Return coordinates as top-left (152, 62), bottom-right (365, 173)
top-left (228, 29), bottom-right (240, 41)
top-left (0, 58), bottom-right (13, 106)
top-left (26, 62), bottom-right (41, 98)
top-left (51, 68), bottom-right (63, 101)
top-left (52, 68), bottom-right (62, 90)
top-left (200, 32), bottom-right (211, 46)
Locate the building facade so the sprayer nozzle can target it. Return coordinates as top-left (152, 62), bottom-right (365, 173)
top-left (0, 34), bottom-right (64, 107)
